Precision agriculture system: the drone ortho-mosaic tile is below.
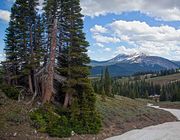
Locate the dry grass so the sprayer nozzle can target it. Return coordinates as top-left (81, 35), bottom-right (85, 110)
top-left (146, 73), bottom-right (180, 85)
top-left (96, 95), bottom-right (175, 127)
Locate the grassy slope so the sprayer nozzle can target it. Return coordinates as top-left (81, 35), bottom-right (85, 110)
top-left (146, 73), bottom-right (180, 85)
top-left (0, 91), bottom-right (177, 140)
top-left (0, 92), bottom-right (64, 140)
top-left (95, 95), bottom-right (177, 139)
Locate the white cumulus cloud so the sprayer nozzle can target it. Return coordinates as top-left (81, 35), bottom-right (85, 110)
top-left (81, 0), bottom-right (180, 21)
top-left (90, 25), bottom-right (108, 34)
top-left (116, 46), bottom-right (138, 55)
top-left (104, 48), bottom-right (111, 52)
top-left (7, 0), bottom-right (180, 21)
top-left (0, 10), bottom-right (10, 22)
top-left (92, 34), bottom-right (121, 44)
top-left (91, 20), bottom-right (180, 60)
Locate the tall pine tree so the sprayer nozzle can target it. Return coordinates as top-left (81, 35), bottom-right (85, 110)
top-left (104, 67), bottom-right (112, 97)
top-left (3, 0), bottom-right (49, 106)
top-left (57, 0), bottom-right (101, 133)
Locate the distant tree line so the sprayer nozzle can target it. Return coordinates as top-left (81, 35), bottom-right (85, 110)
top-left (133, 71), bottom-right (156, 76)
top-left (160, 81), bottom-right (180, 102)
top-left (157, 69), bottom-right (180, 77)
top-left (92, 67), bottom-right (113, 100)
top-left (133, 68), bottom-right (180, 77)
top-left (111, 80), bottom-right (161, 99)
top-left (92, 70), bottom-right (180, 101)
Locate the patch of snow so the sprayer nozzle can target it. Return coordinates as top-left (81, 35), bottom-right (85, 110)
top-left (105, 104), bottom-right (180, 140)
top-left (149, 105), bottom-right (180, 120)
top-left (106, 122), bottom-right (180, 140)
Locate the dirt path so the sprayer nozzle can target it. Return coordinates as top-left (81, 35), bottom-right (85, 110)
top-left (105, 105), bottom-right (180, 140)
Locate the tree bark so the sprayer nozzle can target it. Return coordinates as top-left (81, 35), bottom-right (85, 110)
top-left (63, 92), bottom-right (70, 108)
top-left (28, 26), bottom-right (34, 94)
top-left (28, 74), bottom-right (33, 93)
top-left (27, 73), bottom-right (39, 104)
top-left (42, 18), bottom-right (57, 103)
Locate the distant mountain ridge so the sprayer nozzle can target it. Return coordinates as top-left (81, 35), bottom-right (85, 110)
top-left (173, 61), bottom-right (180, 67)
top-left (90, 53), bottom-right (179, 77)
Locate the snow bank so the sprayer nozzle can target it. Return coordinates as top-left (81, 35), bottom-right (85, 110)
top-left (106, 104), bottom-right (180, 140)
top-left (148, 104), bottom-right (180, 120)
top-left (105, 122), bottom-right (180, 140)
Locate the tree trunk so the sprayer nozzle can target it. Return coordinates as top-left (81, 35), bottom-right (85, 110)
top-left (27, 73), bottom-right (39, 104)
top-left (28, 26), bottom-right (34, 94)
top-left (63, 92), bottom-right (70, 108)
top-left (28, 74), bottom-right (33, 93)
top-left (42, 18), bottom-right (57, 103)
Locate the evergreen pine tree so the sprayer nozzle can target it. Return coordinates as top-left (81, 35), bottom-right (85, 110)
top-left (160, 86), bottom-right (166, 101)
top-left (4, 15), bottom-right (19, 85)
top-left (57, 0), bottom-right (101, 133)
top-left (104, 67), bottom-right (112, 97)
top-left (4, 0), bottom-right (39, 90)
top-left (101, 86), bottom-right (106, 101)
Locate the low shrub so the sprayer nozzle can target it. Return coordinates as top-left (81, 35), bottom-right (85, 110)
top-left (6, 111), bottom-right (25, 124)
top-left (0, 91), bottom-right (7, 105)
top-left (30, 108), bottom-right (47, 132)
top-left (30, 104), bottom-right (72, 137)
top-left (47, 116), bottom-right (72, 137)
top-left (0, 84), bottom-right (20, 100)
top-left (70, 111), bottom-right (102, 134)
top-left (30, 104), bottom-right (102, 138)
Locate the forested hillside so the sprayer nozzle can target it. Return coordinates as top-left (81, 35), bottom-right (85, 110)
top-left (92, 68), bottom-right (180, 102)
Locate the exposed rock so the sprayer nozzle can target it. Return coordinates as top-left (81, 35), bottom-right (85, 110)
top-left (13, 132), bottom-right (17, 137)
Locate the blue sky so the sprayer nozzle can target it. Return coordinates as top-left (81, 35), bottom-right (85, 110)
top-left (0, 0), bottom-right (180, 61)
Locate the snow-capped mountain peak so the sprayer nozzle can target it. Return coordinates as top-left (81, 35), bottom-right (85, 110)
top-left (90, 53), bottom-right (179, 70)
top-left (90, 53), bottom-right (179, 77)
top-left (109, 53), bottom-right (148, 63)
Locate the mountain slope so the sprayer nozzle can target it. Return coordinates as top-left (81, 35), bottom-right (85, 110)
top-left (173, 61), bottom-right (180, 67)
top-left (90, 53), bottom-right (179, 77)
